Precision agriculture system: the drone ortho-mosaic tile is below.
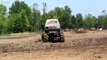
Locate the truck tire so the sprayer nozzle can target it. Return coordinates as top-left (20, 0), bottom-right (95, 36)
top-left (42, 33), bottom-right (48, 42)
top-left (60, 33), bottom-right (65, 42)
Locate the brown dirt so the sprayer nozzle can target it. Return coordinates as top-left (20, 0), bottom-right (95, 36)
top-left (0, 31), bottom-right (107, 60)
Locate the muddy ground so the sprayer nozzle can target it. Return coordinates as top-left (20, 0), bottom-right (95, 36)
top-left (0, 31), bottom-right (107, 60)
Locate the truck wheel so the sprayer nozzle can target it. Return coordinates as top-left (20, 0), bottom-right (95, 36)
top-left (60, 33), bottom-right (65, 42)
top-left (42, 33), bottom-right (48, 42)
top-left (60, 37), bottom-right (64, 42)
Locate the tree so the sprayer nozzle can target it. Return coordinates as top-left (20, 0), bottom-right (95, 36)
top-left (71, 15), bottom-right (76, 28)
top-left (20, 10), bottom-right (30, 31)
top-left (40, 13), bottom-right (48, 30)
top-left (30, 3), bottom-right (41, 31)
top-left (63, 6), bottom-right (72, 28)
top-left (8, 10), bottom-right (30, 33)
top-left (9, 0), bottom-right (31, 32)
top-left (76, 13), bottom-right (84, 28)
top-left (97, 15), bottom-right (107, 29)
top-left (0, 4), bottom-right (8, 34)
top-left (48, 6), bottom-right (72, 29)
top-left (9, 0), bottom-right (31, 17)
top-left (84, 14), bottom-right (97, 29)
top-left (1, 1), bottom-right (107, 34)
top-left (0, 4), bottom-right (7, 15)
top-left (42, 2), bottom-right (47, 14)
top-left (40, 2), bottom-right (48, 30)
top-left (54, 7), bottom-right (63, 19)
top-left (101, 10), bottom-right (106, 16)
top-left (48, 10), bottom-right (55, 18)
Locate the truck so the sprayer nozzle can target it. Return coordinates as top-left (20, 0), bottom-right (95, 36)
top-left (41, 19), bottom-right (65, 42)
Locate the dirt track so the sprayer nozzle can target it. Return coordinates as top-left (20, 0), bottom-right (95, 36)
top-left (0, 31), bottom-right (107, 60)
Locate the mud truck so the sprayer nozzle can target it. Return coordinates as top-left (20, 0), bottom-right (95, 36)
top-left (42, 19), bottom-right (64, 42)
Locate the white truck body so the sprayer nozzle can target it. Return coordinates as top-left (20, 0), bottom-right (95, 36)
top-left (45, 19), bottom-right (60, 29)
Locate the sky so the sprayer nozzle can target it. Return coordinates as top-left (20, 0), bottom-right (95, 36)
top-left (0, 0), bottom-right (107, 17)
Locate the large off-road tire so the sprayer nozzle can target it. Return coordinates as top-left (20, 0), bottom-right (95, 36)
top-left (60, 33), bottom-right (65, 42)
top-left (42, 33), bottom-right (48, 42)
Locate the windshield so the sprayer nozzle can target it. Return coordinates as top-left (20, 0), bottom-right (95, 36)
top-left (47, 21), bottom-right (58, 24)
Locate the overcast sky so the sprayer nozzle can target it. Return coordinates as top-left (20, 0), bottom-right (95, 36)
top-left (0, 0), bottom-right (107, 16)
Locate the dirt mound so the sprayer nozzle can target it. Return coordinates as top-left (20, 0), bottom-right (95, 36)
top-left (0, 31), bottom-right (107, 53)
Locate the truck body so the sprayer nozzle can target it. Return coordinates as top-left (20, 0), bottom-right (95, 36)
top-left (42, 19), bottom-right (64, 42)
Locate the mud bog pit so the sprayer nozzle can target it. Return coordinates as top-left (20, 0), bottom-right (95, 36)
top-left (0, 31), bottom-right (107, 60)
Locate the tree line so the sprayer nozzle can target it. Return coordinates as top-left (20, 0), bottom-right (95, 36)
top-left (0, 0), bottom-right (107, 34)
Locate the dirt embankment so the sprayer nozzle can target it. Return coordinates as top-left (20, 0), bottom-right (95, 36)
top-left (0, 31), bottom-right (107, 60)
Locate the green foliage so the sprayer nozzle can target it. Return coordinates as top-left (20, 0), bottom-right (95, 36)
top-left (8, 11), bottom-right (30, 33)
top-left (0, 4), bottom-right (7, 15)
top-left (9, 0), bottom-right (31, 16)
top-left (0, 1), bottom-right (107, 35)
top-left (71, 15), bottom-right (77, 28)
top-left (40, 13), bottom-right (48, 30)
top-left (97, 15), bottom-right (107, 29)
top-left (0, 20), bottom-right (8, 34)
top-left (76, 13), bottom-right (85, 28)
top-left (8, 0), bottom-right (31, 33)
top-left (0, 4), bottom-right (8, 34)
top-left (30, 3), bottom-right (41, 31)
top-left (84, 14), bottom-right (97, 29)
top-left (48, 6), bottom-right (72, 29)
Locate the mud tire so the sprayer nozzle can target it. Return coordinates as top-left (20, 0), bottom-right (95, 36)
top-left (42, 33), bottom-right (48, 42)
top-left (59, 33), bottom-right (65, 42)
